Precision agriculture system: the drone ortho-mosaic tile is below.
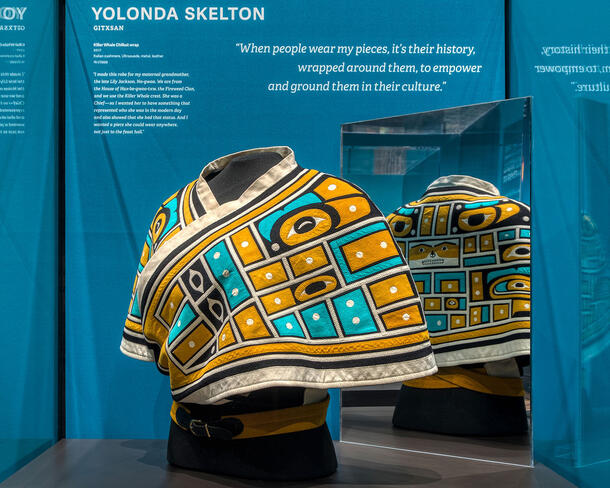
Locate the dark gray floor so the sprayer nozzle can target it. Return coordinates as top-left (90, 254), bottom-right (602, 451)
top-left (342, 406), bottom-right (531, 466)
top-left (1, 439), bottom-right (574, 488)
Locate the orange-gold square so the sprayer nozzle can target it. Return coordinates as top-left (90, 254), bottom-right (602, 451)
top-left (173, 325), bottom-right (214, 364)
top-left (342, 230), bottom-right (399, 273)
top-left (470, 306), bottom-right (482, 325)
top-left (464, 237), bottom-right (477, 254)
top-left (248, 262), bottom-right (288, 290)
top-left (217, 322), bottom-right (236, 350)
top-left (369, 274), bottom-right (415, 308)
top-left (435, 205), bottom-right (450, 235)
top-left (493, 303), bottom-right (509, 321)
top-left (231, 227), bottom-right (264, 265)
top-left (450, 315), bottom-right (467, 329)
top-left (313, 177), bottom-right (360, 199)
top-left (234, 305), bottom-right (271, 340)
top-left (288, 245), bottom-right (328, 277)
top-left (440, 280), bottom-right (459, 293)
top-left (512, 300), bottom-right (531, 315)
top-left (479, 233), bottom-right (495, 251)
top-left (381, 304), bottom-right (425, 330)
top-left (260, 287), bottom-right (296, 314)
top-left (420, 206), bottom-right (435, 236)
top-left (160, 284), bottom-right (184, 326)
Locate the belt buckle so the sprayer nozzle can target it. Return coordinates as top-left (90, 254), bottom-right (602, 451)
top-left (189, 419), bottom-right (211, 438)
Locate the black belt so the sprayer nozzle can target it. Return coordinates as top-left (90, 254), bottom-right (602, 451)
top-left (170, 395), bottom-right (330, 440)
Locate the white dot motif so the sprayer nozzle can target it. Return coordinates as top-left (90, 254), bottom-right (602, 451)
top-left (231, 288), bottom-right (239, 296)
top-left (221, 334), bottom-right (226, 341)
top-left (274, 297), bottom-right (282, 305)
top-left (213, 252), bottom-right (220, 259)
top-left (246, 318), bottom-right (254, 326)
top-left (352, 317), bottom-right (360, 325)
top-left (177, 321), bottom-right (181, 327)
top-left (222, 269), bottom-right (230, 278)
top-left (349, 205), bottom-right (357, 212)
top-left (312, 313), bottom-right (320, 321)
top-left (265, 272), bottom-right (273, 280)
top-left (455, 319), bottom-right (461, 325)
top-left (188, 341), bottom-right (196, 348)
top-left (305, 257), bottom-right (314, 264)
top-left (475, 290), bottom-right (481, 296)
top-left (437, 320), bottom-right (442, 326)
top-left (271, 243), bottom-right (280, 251)
top-left (328, 184), bottom-right (337, 191)
top-left (285, 322), bottom-right (294, 330)
top-left (380, 241), bottom-right (387, 249)
top-left (169, 302), bottom-right (174, 309)
top-left (346, 299), bottom-right (354, 308)
top-left (402, 313), bottom-right (410, 321)
top-left (390, 286), bottom-right (398, 294)
top-left (241, 241), bottom-right (249, 248)
top-left (525, 303), bottom-right (530, 309)
top-left (440, 217), bottom-right (445, 222)
top-left (356, 251), bottom-right (363, 258)
top-left (447, 284), bottom-right (453, 289)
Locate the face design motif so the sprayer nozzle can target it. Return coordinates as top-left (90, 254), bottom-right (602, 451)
top-left (408, 240), bottom-right (459, 268)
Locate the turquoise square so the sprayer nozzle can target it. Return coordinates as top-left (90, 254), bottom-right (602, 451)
top-left (301, 302), bottom-right (338, 338)
top-left (168, 302), bottom-right (196, 344)
top-left (426, 314), bottom-right (448, 332)
top-left (332, 289), bottom-right (378, 336)
top-left (273, 314), bottom-right (305, 338)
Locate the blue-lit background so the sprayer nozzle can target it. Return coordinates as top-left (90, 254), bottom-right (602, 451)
top-left (1, 1), bottom-right (608, 485)
top-left (64, 0), bottom-right (504, 441)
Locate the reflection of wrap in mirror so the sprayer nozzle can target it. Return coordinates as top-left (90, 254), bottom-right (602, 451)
top-left (388, 175), bottom-right (531, 436)
top-left (340, 97), bottom-right (532, 465)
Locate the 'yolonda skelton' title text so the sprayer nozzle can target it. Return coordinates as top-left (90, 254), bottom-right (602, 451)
top-left (91, 6), bottom-right (265, 22)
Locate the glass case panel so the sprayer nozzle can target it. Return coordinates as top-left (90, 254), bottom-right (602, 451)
top-left (578, 98), bottom-right (610, 470)
top-left (0, 0), bottom-right (59, 482)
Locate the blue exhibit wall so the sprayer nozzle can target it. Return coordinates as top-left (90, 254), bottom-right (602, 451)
top-left (510, 1), bottom-right (610, 485)
top-left (65, 0), bottom-right (504, 439)
top-left (0, 1), bottom-right (58, 482)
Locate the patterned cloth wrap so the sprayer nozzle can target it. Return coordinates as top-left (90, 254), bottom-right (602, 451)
top-left (387, 175), bottom-right (531, 367)
top-left (121, 147), bottom-right (437, 404)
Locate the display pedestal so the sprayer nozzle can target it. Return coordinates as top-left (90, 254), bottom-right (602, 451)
top-left (1, 439), bottom-right (574, 487)
top-left (167, 421), bottom-right (337, 481)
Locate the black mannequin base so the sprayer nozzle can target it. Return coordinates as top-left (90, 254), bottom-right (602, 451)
top-left (167, 420), bottom-right (338, 481)
top-left (392, 384), bottom-right (529, 436)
